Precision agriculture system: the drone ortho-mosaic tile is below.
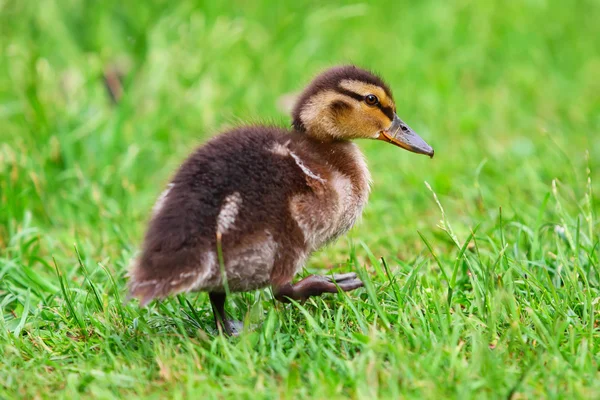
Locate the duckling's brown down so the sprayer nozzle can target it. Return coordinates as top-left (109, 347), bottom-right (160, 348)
top-left (128, 65), bottom-right (434, 335)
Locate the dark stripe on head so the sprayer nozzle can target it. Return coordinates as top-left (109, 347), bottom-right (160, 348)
top-left (338, 86), bottom-right (395, 121)
top-left (335, 87), bottom-right (364, 102)
top-left (379, 105), bottom-right (395, 121)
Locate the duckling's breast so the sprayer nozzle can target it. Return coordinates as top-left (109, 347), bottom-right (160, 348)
top-left (285, 141), bottom-right (371, 251)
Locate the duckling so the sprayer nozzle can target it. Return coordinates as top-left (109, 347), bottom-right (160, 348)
top-left (128, 65), bottom-right (434, 335)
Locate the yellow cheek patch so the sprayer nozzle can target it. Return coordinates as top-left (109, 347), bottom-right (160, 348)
top-left (363, 106), bottom-right (391, 129)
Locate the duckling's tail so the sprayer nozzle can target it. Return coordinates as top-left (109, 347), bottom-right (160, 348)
top-left (125, 255), bottom-right (167, 307)
top-left (126, 247), bottom-right (216, 307)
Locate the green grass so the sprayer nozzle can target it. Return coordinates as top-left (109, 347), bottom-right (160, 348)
top-left (1, 0), bottom-right (599, 398)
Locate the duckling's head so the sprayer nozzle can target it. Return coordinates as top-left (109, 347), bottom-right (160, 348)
top-left (292, 65), bottom-right (434, 157)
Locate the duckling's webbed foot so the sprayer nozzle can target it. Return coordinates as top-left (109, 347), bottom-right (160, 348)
top-left (274, 273), bottom-right (363, 303)
top-left (209, 292), bottom-right (243, 336)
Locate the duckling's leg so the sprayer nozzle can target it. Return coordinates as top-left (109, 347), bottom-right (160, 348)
top-left (209, 292), bottom-right (243, 336)
top-left (274, 273), bottom-right (363, 303)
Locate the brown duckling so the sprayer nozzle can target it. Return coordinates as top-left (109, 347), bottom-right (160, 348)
top-left (128, 65), bottom-right (434, 335)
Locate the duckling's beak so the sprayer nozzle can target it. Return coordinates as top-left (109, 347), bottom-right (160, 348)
top-left (378, 114), bottom-right (434, 158)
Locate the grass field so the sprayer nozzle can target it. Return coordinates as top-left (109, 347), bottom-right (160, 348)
top-left (1, 0), bottom-right (600, 398)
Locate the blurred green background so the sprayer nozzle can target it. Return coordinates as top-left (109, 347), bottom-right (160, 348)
top-left (1, 0), bottom-right (599, 398)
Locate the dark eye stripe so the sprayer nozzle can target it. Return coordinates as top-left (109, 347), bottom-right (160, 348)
top-left (335, 87), bottom-right (364, 102)
top-left (378, 105), bottom-right (395, 121)
top-left (335, 86), bottom-right (394, 120)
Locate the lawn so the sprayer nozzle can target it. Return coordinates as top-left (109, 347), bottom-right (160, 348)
top-left (1, 0), bottom-right (599, 398)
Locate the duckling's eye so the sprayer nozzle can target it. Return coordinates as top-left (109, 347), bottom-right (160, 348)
top-left (365, 94), bottom-right (379, 106)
